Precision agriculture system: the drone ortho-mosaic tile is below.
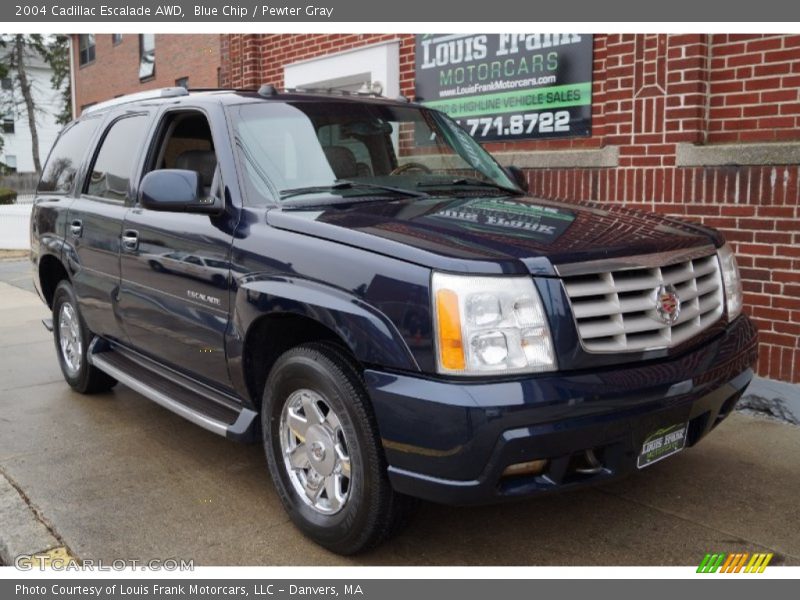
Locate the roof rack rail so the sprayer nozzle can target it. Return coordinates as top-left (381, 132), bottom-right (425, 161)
top-left (82, 87), bottom-right (189, 115)
top-left (282, 86), bottom-right (385, 99)
top-left (185, 87), bottom-right (237, 93)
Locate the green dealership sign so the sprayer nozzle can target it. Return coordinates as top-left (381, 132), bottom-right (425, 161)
top-left (415, 34), bottom-right (593, 141)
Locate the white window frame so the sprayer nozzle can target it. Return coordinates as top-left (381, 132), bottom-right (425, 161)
top-left (283, 40), bottom-right (401, 100)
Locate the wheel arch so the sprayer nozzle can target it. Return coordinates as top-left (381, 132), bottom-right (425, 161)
top-left (232, 277), bottom-right (419, 409)
top-left (38, 254), bottom-right (71, 308)
top-left (242, 312), bottom-right (349, 412)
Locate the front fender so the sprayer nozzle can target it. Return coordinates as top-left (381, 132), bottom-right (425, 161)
top-left (226, 275), bottom-right (420, 402)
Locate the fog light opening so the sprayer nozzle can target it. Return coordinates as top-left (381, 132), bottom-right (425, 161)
top-left (501, 459), bottom-right (548, 478)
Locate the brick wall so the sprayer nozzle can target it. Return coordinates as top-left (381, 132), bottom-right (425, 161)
top-left (219, 34), bottom-right (417, 93)
top-left (73, 34), bottom-right (220, 114)
top-left (222, 33), bottom-right (800, 383)
top-left (708, 35), bottom-right (800, 143)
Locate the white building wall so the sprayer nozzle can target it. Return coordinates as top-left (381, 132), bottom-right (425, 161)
top-left (2, 61), bottom-right (65, 174)
top-left (284, 40), bottom-right (401, 100)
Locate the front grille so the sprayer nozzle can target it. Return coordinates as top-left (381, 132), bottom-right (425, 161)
top-left (561, 251), bottom-right (724, 352)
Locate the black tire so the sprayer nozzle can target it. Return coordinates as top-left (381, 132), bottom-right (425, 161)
top-left (52, 280), bottom-right (117, 394)
top-left (261, 342), bottom-right (413, 554)
top-left (149, 260), bottom-right (164, 272)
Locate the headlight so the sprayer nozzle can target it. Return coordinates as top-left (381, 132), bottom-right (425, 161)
top-left (432, 272), bottom-right (556, 375)
top-left (717, 243), bottom-right (743, 321)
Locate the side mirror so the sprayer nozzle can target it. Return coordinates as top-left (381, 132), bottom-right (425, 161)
top-left (138, 169), bottom-right (223, 215)
top-left (505, 166), bottom-right (529, 193)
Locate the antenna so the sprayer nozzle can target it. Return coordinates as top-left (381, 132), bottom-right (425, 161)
top-left (258, 84), bottom-right (278, 97)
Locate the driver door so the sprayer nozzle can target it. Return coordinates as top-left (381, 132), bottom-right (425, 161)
top-left (117, 108), bottom-right (234, 390)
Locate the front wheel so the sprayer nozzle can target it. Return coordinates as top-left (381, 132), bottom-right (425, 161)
top-left (262, 342), bottom-right (412, 554)
top-left (52, 280), bottom-right (117, 394)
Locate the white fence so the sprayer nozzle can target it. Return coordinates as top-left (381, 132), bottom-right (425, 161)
top-left (2, 176), bottom-right (56, 249)
top-left (0, 203), bottom-right (33, 250)
top-left (1, 175), bottom-right (37, 249)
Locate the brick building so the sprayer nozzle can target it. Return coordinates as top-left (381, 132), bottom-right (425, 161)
top-left (219, 33), bottom-right (800, 384)
top-left (70, 34), bottom-right (221, 115)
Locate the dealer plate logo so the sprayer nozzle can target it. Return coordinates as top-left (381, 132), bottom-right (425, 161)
top-left (637, 422), bottom-right (687, 468)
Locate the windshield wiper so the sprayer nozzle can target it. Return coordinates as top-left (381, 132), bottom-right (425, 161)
top-left (417, 177), bottom-right (522, 196)
top-left (280, 180), bottom-right (428, 200)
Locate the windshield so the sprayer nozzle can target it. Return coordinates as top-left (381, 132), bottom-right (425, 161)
top-left (229, 100), bottom-right (519, 204)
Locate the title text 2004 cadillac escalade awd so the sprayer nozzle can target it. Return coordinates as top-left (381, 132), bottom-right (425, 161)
top-left (31, 87), bottom-right (758, 554)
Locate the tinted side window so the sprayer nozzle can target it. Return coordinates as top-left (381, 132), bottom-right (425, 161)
top-left (86, 114), bottom-right (150, 202)
top-left (38, 118), bottom-right (100, 193)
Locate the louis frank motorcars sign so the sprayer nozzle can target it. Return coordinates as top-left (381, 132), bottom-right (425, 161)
top-left (415, 34), bottom-right (593, 141)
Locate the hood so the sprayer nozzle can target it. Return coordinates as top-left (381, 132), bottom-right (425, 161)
top-left (267, 195), bottom-right (721, 276)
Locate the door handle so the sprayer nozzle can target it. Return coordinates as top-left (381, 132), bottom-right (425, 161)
top-left (122, 230), bottom-right (139, 251)
top-left (70, 219), bottom-right (82, 238)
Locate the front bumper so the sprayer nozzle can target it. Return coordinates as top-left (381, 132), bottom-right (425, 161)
top-left (366, 315), bottom-right (758, 505)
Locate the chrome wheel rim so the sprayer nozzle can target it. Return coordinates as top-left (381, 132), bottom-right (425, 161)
top-left (58, 302), bottom-right (82, 377)
top-left (279, 389), bottom-right (351, 515)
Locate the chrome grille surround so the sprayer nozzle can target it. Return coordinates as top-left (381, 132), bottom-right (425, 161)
top-left (557, 245), bottom-right (724, 353)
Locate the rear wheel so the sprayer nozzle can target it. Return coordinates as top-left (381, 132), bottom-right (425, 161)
top-left (261, 342), bottom-right (413, 554)
top-left (52, 280), bottom-right (117, 394)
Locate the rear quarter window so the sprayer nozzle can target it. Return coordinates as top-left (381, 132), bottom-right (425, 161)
top-left (85, 114), bottom-right (151, 202)
top-left (37, 118), bottom-right (101, 193)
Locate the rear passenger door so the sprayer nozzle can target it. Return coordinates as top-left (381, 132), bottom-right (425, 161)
top-left (33, 116), bottom-right (102, 297)
top-left (66, 112), bottom-right (152, 341)
top-left (117, 108), bottom-right (235, 390)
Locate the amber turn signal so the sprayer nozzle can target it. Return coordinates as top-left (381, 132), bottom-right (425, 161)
top-left (435, 288), bottom-right (465, 371)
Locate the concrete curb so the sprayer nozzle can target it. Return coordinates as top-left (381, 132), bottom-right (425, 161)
top-left (0, 251), bottom-right (29, 261)
top-left (0, 471), bottom-right (74, 567)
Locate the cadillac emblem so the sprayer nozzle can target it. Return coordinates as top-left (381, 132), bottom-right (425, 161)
top-left (654, 284), bottom-right (681, 325)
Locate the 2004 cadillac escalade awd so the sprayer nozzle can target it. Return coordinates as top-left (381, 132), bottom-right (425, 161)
top-left (31, 86), bottom-right (758, 554)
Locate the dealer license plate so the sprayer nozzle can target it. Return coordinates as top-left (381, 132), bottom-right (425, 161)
top-left (637, 422), bottom-right (688, 469)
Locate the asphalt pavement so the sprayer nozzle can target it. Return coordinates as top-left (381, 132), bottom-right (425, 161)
top-left (0, 256), bottom-right (34, 293)
top-left (0, 260), bottom-right (798, 566)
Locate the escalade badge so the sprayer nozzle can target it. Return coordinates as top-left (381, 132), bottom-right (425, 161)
top-left (654, 285), bottom-right (681, 325)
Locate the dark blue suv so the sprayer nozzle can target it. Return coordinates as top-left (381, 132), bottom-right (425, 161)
top-left (31, 87), bottom-right (758, 554)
